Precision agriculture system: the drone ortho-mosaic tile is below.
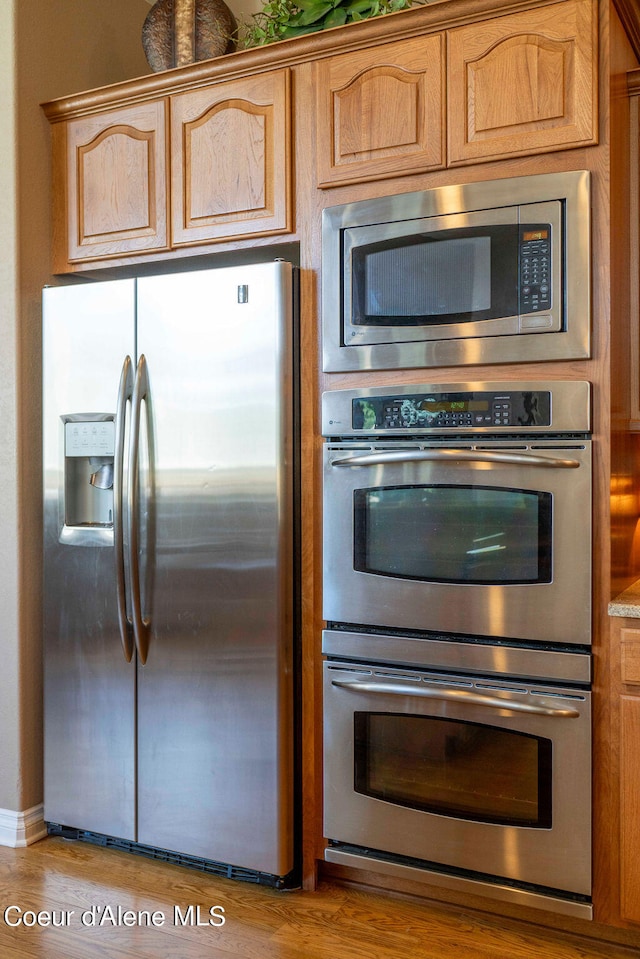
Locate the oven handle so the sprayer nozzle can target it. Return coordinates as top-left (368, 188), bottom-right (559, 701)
top-left (330, 450), bottom-right (581, 469)
top-left (331, 680), bottom-right (581, 717)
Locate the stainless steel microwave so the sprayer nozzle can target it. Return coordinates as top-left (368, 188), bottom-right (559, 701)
top-left (321, 171), bottom-right (591, 372)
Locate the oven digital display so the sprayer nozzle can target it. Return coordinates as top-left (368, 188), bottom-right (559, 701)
top-left (421, 399), bottom-right (489, 412)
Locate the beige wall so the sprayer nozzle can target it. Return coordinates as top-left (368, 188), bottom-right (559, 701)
top-left (0, 0), bottom-right (150, 814)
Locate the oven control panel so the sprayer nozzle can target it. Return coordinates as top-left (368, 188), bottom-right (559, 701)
top-left (322, 381), bottom-right (591, 436)
top-left (366, 391), bottom-right (550, 431)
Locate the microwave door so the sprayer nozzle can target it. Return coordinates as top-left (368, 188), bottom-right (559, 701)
top-left (342, 202), bottom-right (562, 348)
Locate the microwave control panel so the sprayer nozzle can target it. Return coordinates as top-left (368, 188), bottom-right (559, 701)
top-left (519, 224), bottom-right (551, 314)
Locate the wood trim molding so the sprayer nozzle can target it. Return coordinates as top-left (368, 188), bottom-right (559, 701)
top-left (614, 0), bottom-right (640, 63)
top-left (42, 0), bottom-right (570, 121)
top-left (629, 67), bottom-right (640, 96)
top-left (0, 806), bottom-right (47, 848)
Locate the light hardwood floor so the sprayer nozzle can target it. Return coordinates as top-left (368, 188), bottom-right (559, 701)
top-left (0, 837), bottom-right (637, 959)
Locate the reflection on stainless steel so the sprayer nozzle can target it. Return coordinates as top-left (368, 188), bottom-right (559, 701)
top-left (89, 460), bottom-right (114, 489)
top-left (127, 353), bottom-right (153, 665)
top-left (323, 848), bottom-right (592, 920)
top-left (329, 679), bottom-right (582, 717)
top-left (114, 355), bottom-right (134, 663)
top-left (43, 263), bottom-right (296, 880)
top-left (331, 449), bottom-right (581, 469)
top-left (322, 628), bottom-right (592, 683)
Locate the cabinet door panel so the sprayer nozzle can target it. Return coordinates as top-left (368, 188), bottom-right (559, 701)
top-left (171, 70), bottom-right (291, 245)
top-left (448, 0), bottom-right (596, 164)
top-left (316, 35), bottom-right (444, 188)
top-left (621, 695), bottom-right (640, 922)
top-left (66, 101), bottom-right (169, 261)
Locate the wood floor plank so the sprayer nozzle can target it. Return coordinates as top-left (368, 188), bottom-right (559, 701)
top-left (0, 839), bottom-right (637, 959)
top-left (320, 893), bottom-right (640, 959)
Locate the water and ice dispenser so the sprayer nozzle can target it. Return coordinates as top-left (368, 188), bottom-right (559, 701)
top-left (61, 414), bottom-right (115, 542)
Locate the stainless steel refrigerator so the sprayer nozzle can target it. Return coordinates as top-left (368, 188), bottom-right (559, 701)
top-left (42, 261), bottom-right (296, 883)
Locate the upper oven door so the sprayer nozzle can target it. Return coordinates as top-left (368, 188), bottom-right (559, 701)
top-left (323, 440), bottom-right (591, 645)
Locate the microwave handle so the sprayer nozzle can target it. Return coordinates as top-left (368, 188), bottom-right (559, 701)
top-left (330, 449), bottom-right (581, 469)
top-left (331, 680), bottom-right (581, 718)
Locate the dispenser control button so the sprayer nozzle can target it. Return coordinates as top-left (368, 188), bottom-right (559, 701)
top-left (65, 420), bottom-right (115, 457)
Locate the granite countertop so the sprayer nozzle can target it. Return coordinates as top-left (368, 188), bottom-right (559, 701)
top-left (609, 579), bottom-right (640, 618)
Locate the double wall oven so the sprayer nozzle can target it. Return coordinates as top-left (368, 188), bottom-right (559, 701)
top-left (322, 381), bottom-right (592, 919)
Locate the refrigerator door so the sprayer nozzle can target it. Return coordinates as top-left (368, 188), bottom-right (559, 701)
top-left (135, 263), bottom-right (294, 876)
top-left (43, 279), bottom-right (137, 839)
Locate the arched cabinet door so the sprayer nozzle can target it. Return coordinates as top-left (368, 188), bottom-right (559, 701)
top-left (447, 0), bottom-right (597, 164)
top-left (315, 35), bottom-right (445, 188)
top-left (62, 101), bottom-right (169, 263)
top-left (170, 69), bottom-right (292, 246)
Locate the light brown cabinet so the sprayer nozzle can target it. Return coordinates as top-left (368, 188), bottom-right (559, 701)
top-left (315, 35), bottom-right (444, 188)
top-left (50, 69), bottom-right (291, 267)
top-left (447, 0), bottom-right (597, 164)
top-left (314, 0), bottom-right (596, 189)
top-left (59, 100), bottom-right (169, 263)
top-left (170, 69), bottom-right (291, 245)
top-left (616, 625), bottom-right (640, 924)
top-left (622, 691), bottom-right (640, 923)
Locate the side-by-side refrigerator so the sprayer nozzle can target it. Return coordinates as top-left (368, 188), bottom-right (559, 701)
top-left (43, 261), bottom-right (296, 884)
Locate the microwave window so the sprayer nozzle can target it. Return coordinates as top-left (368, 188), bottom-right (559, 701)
top-left (353, 485), bottom-right (552, 584)
top-left (354, 712), bottom-right (553, 828)
top-left (364, 238), bottom-right (491, 317)
top-left (350, 226), bottom-right (521, 328)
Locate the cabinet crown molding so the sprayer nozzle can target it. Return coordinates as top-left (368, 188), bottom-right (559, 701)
top-left (42, 0), bottom-right (585, 121)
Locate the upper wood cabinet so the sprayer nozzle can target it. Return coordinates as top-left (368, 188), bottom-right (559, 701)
top-left (49, 69), bottom-right (291, 268)
top-left (170, 69), bottom-right (292, 245)
top-left (315, 35), bottom-right (444, 187)
top-left (447, 0), bottom-right (597, 164)
top-left (60, 100), bottom-right (169, 263)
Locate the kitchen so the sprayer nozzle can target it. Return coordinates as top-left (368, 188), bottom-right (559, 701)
top-left (5, 0), bottom-right (640, 956)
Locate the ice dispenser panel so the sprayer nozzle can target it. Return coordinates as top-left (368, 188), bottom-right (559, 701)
top-left (62, 415), bottom-right (115, 544)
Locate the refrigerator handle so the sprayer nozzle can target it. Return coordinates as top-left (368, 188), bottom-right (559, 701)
top-left (128, 354), bottom-right (153, 665)
top-left (114, 356), bottom-right (134, 663)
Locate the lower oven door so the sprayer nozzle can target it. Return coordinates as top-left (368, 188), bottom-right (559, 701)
top-left (323, 440), bottom-right (591, 645)
top-left (323, 661), bottom-right (591, 898)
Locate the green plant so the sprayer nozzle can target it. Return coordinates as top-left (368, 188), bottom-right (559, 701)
top-left (240, 0), bottom-right (415, 47)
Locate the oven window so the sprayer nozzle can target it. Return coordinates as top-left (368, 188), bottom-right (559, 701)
top-left (354, 712), bottom-right (552, 828)
top-left (353, 484), bottom-right (552, 584)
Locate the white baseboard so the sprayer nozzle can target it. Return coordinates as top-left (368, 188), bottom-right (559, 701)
top-left (0, 805), bottom-right (47, 847)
